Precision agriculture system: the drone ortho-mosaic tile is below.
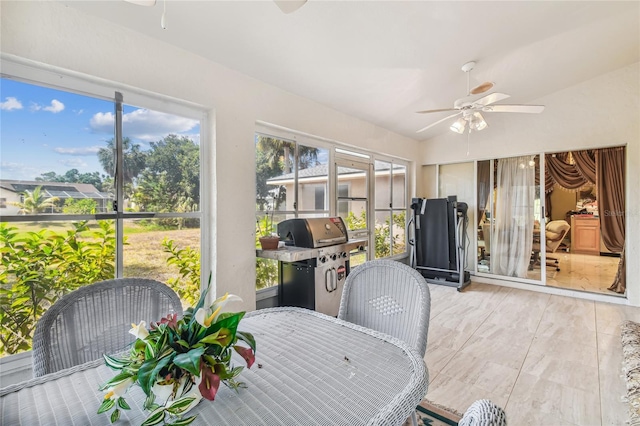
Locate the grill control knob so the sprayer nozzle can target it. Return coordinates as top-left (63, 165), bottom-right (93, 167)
top-left (330, 254), bottom-right (337, 261)
top-left (319, 256), bottom-right (327, 263)
top-left (341, 252), bottom-right (347, 258)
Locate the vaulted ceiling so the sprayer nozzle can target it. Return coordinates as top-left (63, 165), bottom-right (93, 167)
top-left (66, 1), bottom-right (640, 141)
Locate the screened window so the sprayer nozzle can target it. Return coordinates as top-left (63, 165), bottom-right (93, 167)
top-left (0, 77), bottom-right (202, 358)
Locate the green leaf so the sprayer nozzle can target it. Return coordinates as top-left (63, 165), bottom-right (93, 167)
top-left (148, 356), bottom-right (173, 393)
top-left (137, 359), bottom-right (159, 396)
top-left (144, 342), bottom-right (156, 359)
top-left (173, 347), bottom-right (205, 376)
top-left (110, 408), bottom-right (121, 423)
top-left (176, 339), bottom-right (190, 349)
top-left (103, 353), bottom-right (131, 370)
top-left (117, 397), bottom-right (131, 410)
top-left (99, 371), bottom-right (134, 391)
top-left (167, 415), bottom-right (198, 426)
top-left (141, 407), bottom-right (167, 426)
top-left (236, 331), bottom-right (257, 352)
top-left (165, 396), bottom-right (196, 415)
top-left (206, 312), bottom-right (244, 338)
top-left (144, 393), bottom-right (156, 411)
top-left (197, 330), bottom-right (224, 346)
top-left (97, 398), bottom-right (115, 414)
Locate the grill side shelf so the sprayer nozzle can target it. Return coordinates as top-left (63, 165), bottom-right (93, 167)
top-left (256, 246), bottom-right (319, 262)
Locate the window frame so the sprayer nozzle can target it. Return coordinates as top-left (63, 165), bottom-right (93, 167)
top-left (254, 124), bottom-right (411, 264)
top-left (0, 65), bottom-right (208, 286)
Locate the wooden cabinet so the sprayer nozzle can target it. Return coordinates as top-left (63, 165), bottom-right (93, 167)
top-left (571, 215), bottom-right (600, 255)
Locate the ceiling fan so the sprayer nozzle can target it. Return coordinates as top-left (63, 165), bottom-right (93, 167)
top-left (416, 61), bottom-right (545, 134)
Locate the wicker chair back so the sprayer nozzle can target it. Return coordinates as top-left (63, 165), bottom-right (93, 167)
top-left (338, 259), bottom-right (431, 357)
top-left (32, 278), bottom-right (183, 377)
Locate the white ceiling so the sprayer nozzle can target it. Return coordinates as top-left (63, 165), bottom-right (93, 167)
top-left (65, 1), bottom-right (640, 141)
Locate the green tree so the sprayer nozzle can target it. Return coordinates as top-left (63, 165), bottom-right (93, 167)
top-left (255, 135), bottom-right (319, 210)
top-left (134, 134), bottom-right (199, 213)
top-left (10, 186), bottom-right (60, 214)
top-left (36, 169), bottom-right (106, 191)
top-left (62, 198), bottom-right (98, 214)
top-left (345, 210), bottom-right (406, 258)
top-left (97, 137), bottom-right (147, 186)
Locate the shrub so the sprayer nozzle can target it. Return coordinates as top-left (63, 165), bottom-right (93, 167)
top-left (62, 198), bottom-right (97, 214)
top-left (0, 221), bottom-right (116, 355)
top-left (161, 238), bottom-right (201, 306)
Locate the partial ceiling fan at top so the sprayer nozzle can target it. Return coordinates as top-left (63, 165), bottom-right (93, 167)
top-left (416, 61), bottom-right (545, 134)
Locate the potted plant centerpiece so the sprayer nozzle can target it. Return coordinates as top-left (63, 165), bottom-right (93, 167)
top-left (257, 208), bottom-right (280, 250)
top-left (97, 286), bottom-right (256, 425)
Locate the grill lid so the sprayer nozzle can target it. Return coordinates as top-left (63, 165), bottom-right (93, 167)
top-left (277, 217), bottom-right (348, 248)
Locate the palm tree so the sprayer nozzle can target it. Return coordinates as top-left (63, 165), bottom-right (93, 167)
top-left (256, 136), bottom-right (319, 172)
top-left (10, 186), bottom-right (60, 214)
top-left (97, 137), bottom-right (147, 185)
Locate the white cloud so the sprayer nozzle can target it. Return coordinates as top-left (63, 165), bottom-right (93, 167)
top-left (90, 108), bottom-right (198, 141)
top-left (74, 109), bottom-right (84, 115)
top-left (0, 97), bottom-right (23, 111)
top-left (31, 99), bottom-right (65, 113)
top-left (182, 133), bottom-right (201, 145)
top-left (59, 158), bottom-right (88, 168)
top-left (0, 162), bottom-right (41, 181)
top-left (44, 99), bottom-right (65, 113)
top-left (53, 146), bottom-right (102, 156)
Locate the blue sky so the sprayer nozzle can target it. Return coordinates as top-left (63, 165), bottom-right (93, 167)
top-left (0, 78), bottom-right (200, 182)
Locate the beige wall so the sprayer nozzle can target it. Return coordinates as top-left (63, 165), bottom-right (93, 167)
top-left (550, 189), bottom-right (577, 222)
top-left (276, 172), bottom-right (403, 213)
top-left (0, 189), bottom-right (20, 215)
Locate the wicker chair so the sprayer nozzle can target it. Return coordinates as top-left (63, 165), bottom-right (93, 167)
top-left (32, 278), bottom-right (183, 377)
top-left (458, 399), bottom-right (507, 426)
top-left (337, 259), bottom-right (431, 425)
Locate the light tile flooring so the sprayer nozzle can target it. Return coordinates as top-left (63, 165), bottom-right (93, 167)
top-left (423, 281), bottom-right (638, 425)
top-left (547, 252), bottom-right (620, 295)
top-left (526, 252), bottom-right (621, 296)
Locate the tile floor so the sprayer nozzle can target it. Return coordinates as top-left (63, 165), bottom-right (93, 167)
top-left (543, 252), bottom-right (621, 296)
top-left (522, 251), bottom-right (621, 296)
top-left (423, 281), bottom-right (637, 425)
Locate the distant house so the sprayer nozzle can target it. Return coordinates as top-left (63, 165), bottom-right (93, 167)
top-left (0, 180), bottom-right (113, 215)
top-left (266, 164), bottom-right (406, 218)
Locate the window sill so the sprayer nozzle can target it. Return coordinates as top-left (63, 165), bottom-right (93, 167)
top-left (0, 351), bottom-right (33, 387)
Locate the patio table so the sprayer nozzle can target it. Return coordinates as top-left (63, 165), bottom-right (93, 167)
top-left (0, 307), bottom-right (428, 425)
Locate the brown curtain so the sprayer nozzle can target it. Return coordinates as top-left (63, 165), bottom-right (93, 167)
top-left (597, 147), bottom-right (625, 252)
top-left (608, 246), bottom-right (626, 294)
top-left (597, 147), bottom-right (625, 294)
top-left (571, 150), bottom-right (597, 184)
top-left (477, 161), bottom-right (491, 225)
top-left (545, 153), bottom-right (593, 189)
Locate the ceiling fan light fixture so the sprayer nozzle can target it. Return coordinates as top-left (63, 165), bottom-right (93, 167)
top-left (469, 112), bottom-right (488, 131)
top-left (450, 117), bottom-right (467, 134)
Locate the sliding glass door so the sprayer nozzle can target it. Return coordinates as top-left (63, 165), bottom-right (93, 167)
top-left (477, 155), bottom-right (543, 283)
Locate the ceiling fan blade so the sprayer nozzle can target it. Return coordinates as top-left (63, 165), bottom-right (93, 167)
top-left (470, 82), bottom-right (494, 95)
top-left (274, 0), bottom-right (307, 14)
top-left (483, 104), bottom-right (545, 113)
top-left (473, 92), bottom-right (510, 107)
top-left (123, 0), bottom-right (156, 5)
top-left (416, 108), bottom-right (458, 114)
top-left (416, 112), bottom-right (461, 133)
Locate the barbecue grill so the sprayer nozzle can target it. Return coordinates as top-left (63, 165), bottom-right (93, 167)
top-left (273, 217), bottom-right (366, 316)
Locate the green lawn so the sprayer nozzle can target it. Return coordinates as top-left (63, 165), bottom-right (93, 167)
top-left (3, 221), bottom-right (200, 285)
